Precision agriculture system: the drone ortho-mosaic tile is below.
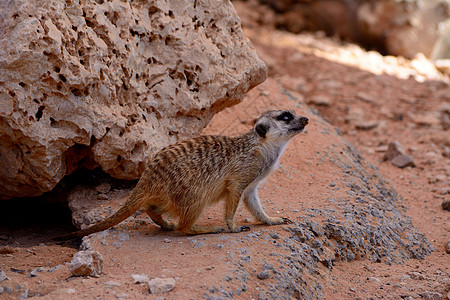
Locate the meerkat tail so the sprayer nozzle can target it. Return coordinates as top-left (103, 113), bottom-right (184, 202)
top-left (53, 193), bottom-right (144, 241)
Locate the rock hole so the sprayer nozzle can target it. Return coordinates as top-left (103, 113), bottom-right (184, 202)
top-left (54, 66), bottom-right (61, 73)
top-left (57, 83), bottom-right (63, 90)
top-left (71, 25), bottom-right (77, 31)
top-left (13, 13), bottom-right (19, 19)
top-left (59, 74), bottom-right (67, 82)
top-left (8, 91), bottom-right (15, 97)
top-left (184, 70), bottom-right (194, 86)
top-left (83, 87), bottom-right (89, 96)
top-left (85, 19), bottom-right (93, 28)
top-left (117, 155), bottom-right (122, 162)
top-left (95, 0), bottom-right (104, 4)
top-left (119, 130), bottom-right (124, 137)
top-left (168, 10), bottom-right (174, 18)
top-left (71, 88), bottom-right (82, 97)
top-left (19, 82), bottom-right (26, 88)
top-left (35, 106), bottom-right (45, 121)
top-left (33, 99), bottom-right (39, 104)
top-left (148, 5), bottom-right (160, 16)
top-left (50, 117), bottom-right (57, 127)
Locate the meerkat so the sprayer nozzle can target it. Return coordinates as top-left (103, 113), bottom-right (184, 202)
top-left (58, 110), bottom-right (309, 239)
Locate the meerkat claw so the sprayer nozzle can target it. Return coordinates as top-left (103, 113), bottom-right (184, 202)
top-left (239, 226), bottom-right (251, 232)
top-left (282, 217), bottom-right (293, 224)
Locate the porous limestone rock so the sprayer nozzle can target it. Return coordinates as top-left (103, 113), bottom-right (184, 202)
top-left (0, 0), bottom-right (267, 199)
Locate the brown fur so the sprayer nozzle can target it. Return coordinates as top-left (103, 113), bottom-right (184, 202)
top-left (58, 110), bottom-right (308, 239)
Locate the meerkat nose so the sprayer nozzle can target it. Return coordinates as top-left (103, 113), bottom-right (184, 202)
top-left (300, 117), bottom-right (309, 125)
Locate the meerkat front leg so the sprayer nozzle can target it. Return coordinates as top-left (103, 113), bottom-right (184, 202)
top-left (243, 188), bottom-right (292, 225)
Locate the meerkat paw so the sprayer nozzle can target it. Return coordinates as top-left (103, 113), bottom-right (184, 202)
top-left (228, 225), bottom-right (251, 233)
top-left (160, 222), bottom-right (176, 231)
top-left (281, 217), bottom-right (293, 224)
top-left (266, 217), bottom-right (292, 225)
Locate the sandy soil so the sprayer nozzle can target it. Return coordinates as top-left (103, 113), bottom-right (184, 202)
top-left (1, 3), bottom-right (449, 300)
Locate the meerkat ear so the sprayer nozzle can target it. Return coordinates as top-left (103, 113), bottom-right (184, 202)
top-left (255, 123), bottom-right (269, 138)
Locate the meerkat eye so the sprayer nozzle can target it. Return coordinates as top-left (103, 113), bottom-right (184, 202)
top-left (276, 111), bottom-right (294, 122)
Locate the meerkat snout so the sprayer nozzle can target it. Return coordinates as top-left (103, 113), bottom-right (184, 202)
top-left (300, 117), bottom-right (309, 126)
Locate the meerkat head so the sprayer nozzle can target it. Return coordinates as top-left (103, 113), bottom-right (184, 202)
top-left (254, 110), bottom-right (309, 142)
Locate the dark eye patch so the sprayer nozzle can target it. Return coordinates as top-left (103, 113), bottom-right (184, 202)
top-left (276, 111), bottom-right (294, 122)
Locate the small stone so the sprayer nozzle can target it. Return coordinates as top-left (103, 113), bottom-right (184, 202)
top-left (28, 270), bottom-right (37, 277)
top-left (391, 154), bottom-right (415, 168)
top-left (356, 92), bottom-right (375, 103)
top-left (409, 271), bottom-right (425, 280)
top-left (423, 291), bottom-right (443, 300)
top-left (308, 95), bottom-right (331, 106)
top-left (97, 193), bottom-right (109, 200)
top-left (269, 232), bottom-right (280, 239)
top-left (368, 277), bottom-right (381, 284)
top-left (67, 289), bottom-right (76, 294)
top-left (256, 270), bottom-right (270, 280)
top-left (131, 274), bottom-right (149, 284)
top-left (205, 266), bottom-right (214, 271)
top-left (0, 270), bottom-right (7, 283)
top-left (442, 200), bottom-right (450, 211)
top-left (163, 238), bottom-right (172, 243)
top-left (116, 292), bottom-right (128, 299)
top-left (148, 278), bottom-right (176, 294)
top-left (104, 281), bottom-right (121, 287)
top-left (383, 141), bottom-right (405, 161)
top-left (355, 121), bottom-right (379, 130)
top-left (96, 183), bottom-right (111, 194)
top-left (68, 251), bottom-right (104, 277)
top-left (329, 182), bottom-right (336, 187)
top-left (446, 239), bottom-right (450, 254)
top-left (4, 286), bottom-right (12, 293)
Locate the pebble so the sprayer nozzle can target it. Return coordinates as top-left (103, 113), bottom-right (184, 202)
top-left (391, 154), bottom-right (415, 168)
top-left (131, 274), bottom-right (149, 284)
top-left (104, 280), bottom-right (121, 287)
top-left (269, 232), bottom-right (280, 239)
top-left (148, 277), bottom-right (176, 294)
top-left (409, 271), bottom-right (425, 280)
top-left (96, 183), bottom-right (111, 194)
top-left (256, 270), bottom-right (270, 280)
top-left (355, 120), bottom-right (379, 130)
top-left (442, 200), bottom-right (450, 211)
top-left (163, 238), bottom-right (172, 243)
top-left (116, 292), bottom-right (128, 299)
top-left (423, 291), bottom-right (443, 300)
top-left (308, 95), bottom-right (331, 106)
top-left (68, 250), bottom-right (104, 277)
top-left (368, 277), bottom-right (381, 284)
top-left (28, 270), bottom-right (37, 277)
top-left (97, 193), bottom-right (109, 200)
top-left (329, 182), bottom-right (336, 187)
top-left (0, 270), bottom-right (7, 283)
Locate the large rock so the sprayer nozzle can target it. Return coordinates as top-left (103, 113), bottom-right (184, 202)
top-left (255, 0), bottom-right (450, 59)
top-left (0, 0), bottom-right (267, 199)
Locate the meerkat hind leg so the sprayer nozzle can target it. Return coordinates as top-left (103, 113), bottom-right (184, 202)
top-left (244, 189), bottom-right (292, 225)
top-left (225, 188), bottom-right (251, 233)
top-left (175, 205), bottom-right (225, 235)
top-left (145, 206), bottom-right (175, 231)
